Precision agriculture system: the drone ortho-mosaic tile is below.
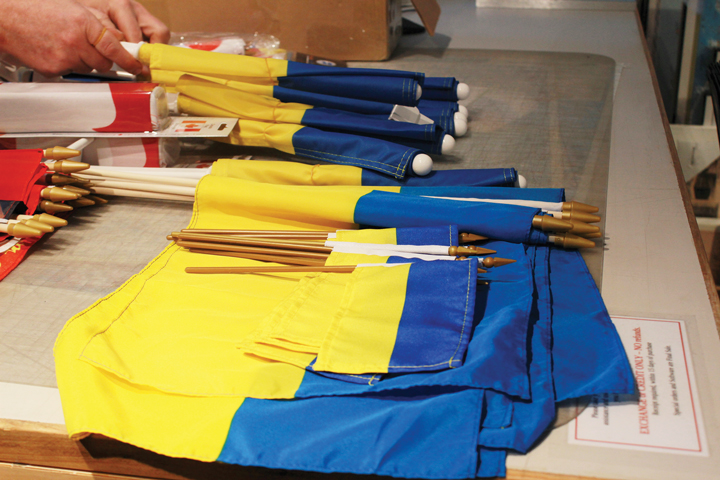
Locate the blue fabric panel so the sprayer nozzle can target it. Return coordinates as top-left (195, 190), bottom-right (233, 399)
top-left (273, 86), bottom-right (394, 115)
top-left (549, 248), bottom-right (634, 401)
top-left (388, 259), bottom-right (478, 372)
top-left (361, 168), bottom-right (518, 188)
top-left (421, 77), bottom-right (460, 101)
top-left (482, 390), bottom-right (513, 429)
top-left (218, 389), bottom-right (483, 479)
top-left (424, 111), bottom-right (455, 135)
top-left (294, 241), bottom-right (535, 400)
top-left (301, 110), bottom-right (444, 154)
top-left (418, 99), bottom-right (460, 113)
top-left (291, 128), bottom-right (418, 179)
top-left (354, 191), bottom-right (540, 244)
top-left (477, 246), bottom-right (557, 453)
top-left (285, 62), bottom-right (424, 82)
top-left (395, 224), bottom-right (458, 246)
top-left (303, 108), bottom-right (444, 142)
top-left (476, 448), bottom-right (507, 478)
top-left (424, 77), bottom-right (459, 91)
top-left (399, 186), bottom-right (565, 202)
top-left (279, 75), bottom-right (420, 106)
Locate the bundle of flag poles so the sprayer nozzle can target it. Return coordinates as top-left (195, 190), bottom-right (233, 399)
top-left (0, 147), bottom-right (114, 279)
top-left (54, 160), bottom-right (629, 479)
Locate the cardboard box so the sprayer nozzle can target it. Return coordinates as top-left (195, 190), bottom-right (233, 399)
top-left (138, 0), bottom-right (439, 61)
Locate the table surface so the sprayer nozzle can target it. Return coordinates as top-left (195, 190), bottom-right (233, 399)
top-left (2, 2), bottom-right (720, 480)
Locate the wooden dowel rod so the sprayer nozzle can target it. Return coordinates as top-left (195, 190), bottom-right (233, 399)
top-left (181, 229), bottom-right (336, 235)
top-left (175, 240), bottom-right (330, 260)
top-left (186, 265), bottom-right (357, 274)
top-left (173, 232), bottom-right (332, 252)
top-left (90, 186), bottom-right (194, 202)
top-left (186, 249), bottom-right (327, 266)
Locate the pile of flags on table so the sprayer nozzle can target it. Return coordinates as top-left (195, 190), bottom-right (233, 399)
top-left (55, 160), bottom-right (633, 478)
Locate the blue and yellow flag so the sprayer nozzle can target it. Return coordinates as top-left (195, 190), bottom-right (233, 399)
top-left (55, 164), bottom-right (633, 479)
top-left (138, 43), bottom-right (424, 106)
top-left (211, 158), bottom-right (519, 188)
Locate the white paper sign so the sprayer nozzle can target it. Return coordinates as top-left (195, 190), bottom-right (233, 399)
top-left (569, 316), bottom-right (707, 455)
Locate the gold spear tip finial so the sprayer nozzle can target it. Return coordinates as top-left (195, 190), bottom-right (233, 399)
top-left (46, 159), bottom-right (90, 174)
top-left (481, 257), bottom-right (516, 268)
top-left (450, 246), bottom-right (497, 256)
top-left (561, 210), bottom-right (601, 224)
top-left (62, 185), bottom-right (91, 196)
top-left (532, 215), bottom-right (573, 232)
top-left (562, 201), bottom-right (599, 214)
top-left (85, 195), bottom-right (109, 205)
top-left (16, 213), bottom-right (68, 227)
top-left (459, 232), bottom-right (488, 243)
top-left (552, 233), bottom-right (596, 249)
top-left (40, 186), bottom-right (79, 202)
top-left (46, 174), bottom-right (76, 185)
top-left (67, 197), bottom-right (96, 208)
top-left (35, 213), bottom-right (68, 227)
top-left (567, 220), bottom-right (601, 236)
top-left (2, 223), bottom-right (43, 238)
top-left (39, 201), bottom-right (73, 213)
top-left (43, 147), bottom-right (81, 160)
top-left (19, 219), bottom-right (54, 233)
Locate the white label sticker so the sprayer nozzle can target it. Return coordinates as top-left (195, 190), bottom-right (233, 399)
top-left (569, 316), bottom-right (707, 456)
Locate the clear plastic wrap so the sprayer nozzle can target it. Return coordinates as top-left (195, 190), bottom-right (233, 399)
top-left (170, 33), bottom-right (286, 59)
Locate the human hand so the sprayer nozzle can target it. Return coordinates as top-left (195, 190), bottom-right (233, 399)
top-left (76, 0), bottom-right (170, 44)
top-left (0, 0), bottom-right (147, 76)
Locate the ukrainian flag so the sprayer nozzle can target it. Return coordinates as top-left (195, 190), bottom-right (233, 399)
top-left (175, 75), bottom-right (449, 154)
top-left (176, 97), bottom-right (422, 178)
top-left (211, 158), bottom-right (520, 188)
top-left (55, 166), bottom-right (633, 478)
top-left (137, 43), bottom-right (424, 106)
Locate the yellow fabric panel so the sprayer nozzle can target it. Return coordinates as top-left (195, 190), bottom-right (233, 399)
top-left (79, 244), bottom-right (307, 398)
top-left (176, 75), bottom-right (309, 124)
top-left (54, 246), bottom-right (243, 461)
top-left (138, 43), bottom-right (289, 78)
top-left (314, 264), bottom-right (410, 374)
top-left (177, 95), bottom-right (240, 118)
top-left (149, 69), bottom-right (184, 87)
top-left (202, 174), bottom-right (364, 230)
top-left (211, 159), bottom-right (365, 187)
top-left (335, 228), bottom-right (399, 245)
top-left (223, 79), bottom-right (275, 96)
top-left (233, 120), bottom-right (303, 153)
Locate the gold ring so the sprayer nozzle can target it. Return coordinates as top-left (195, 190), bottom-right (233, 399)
top-left (92, 27), bottom-right (107, 47)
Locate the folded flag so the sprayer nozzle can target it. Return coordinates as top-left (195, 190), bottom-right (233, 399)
top-left (132, 42), bottom-right (424, 106)
top-left (211, 158), bottom-right (519, 188)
